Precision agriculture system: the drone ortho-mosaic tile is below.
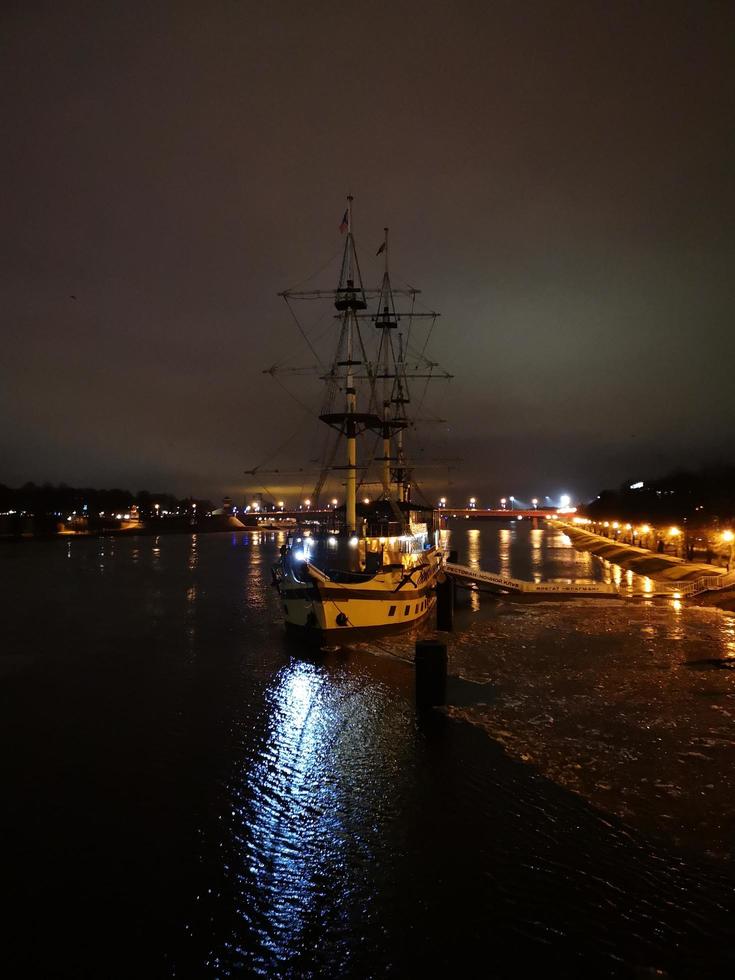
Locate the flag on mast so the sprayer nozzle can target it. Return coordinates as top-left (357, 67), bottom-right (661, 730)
top-left (376, 241), bottom-right (386, 256)
top-left (339, 210), bottom-right (349, 234)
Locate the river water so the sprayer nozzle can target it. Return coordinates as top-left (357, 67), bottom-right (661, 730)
top-left (3, 522), bottom-right (735, 977)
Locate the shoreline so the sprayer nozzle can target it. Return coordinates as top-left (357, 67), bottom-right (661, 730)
top-left (555, 519), bottom-right (735, 609)
top-left (0, 515), bottom-right (260, 542)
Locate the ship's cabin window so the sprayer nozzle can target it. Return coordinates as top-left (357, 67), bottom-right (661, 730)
top-left (388, 605), bottom-right (396, 617)
top-left (404, 605), bottom-right (410, 616)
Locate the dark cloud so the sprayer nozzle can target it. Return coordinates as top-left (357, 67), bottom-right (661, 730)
top-left (2, 1), bottom-right (734, 504)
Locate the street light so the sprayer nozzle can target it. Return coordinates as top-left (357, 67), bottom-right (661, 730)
top-left (439, 497), bottom-right (446, 508)
top-left (304, 499), bottom-right (311, 509)
top-left (500, 497), bottom-right (507, 509)
top-left (532, 498), bottom-right (538, 509)
top-left (469, 497), bottom-right (476, 509)
top-left (331, 498), bottom-right (338, 508)
top-left (509, 495), bottom-right (515, 509)
top-left (278, 500), bottom-right (284, 510)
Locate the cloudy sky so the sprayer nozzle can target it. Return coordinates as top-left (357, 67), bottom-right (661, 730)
top-left (2, 0), bottom-right (734, 506)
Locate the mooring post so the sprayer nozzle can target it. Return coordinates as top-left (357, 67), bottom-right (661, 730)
top-left (436, 574), bottom-right (455, 631)
top-left (415, 639), bottom-right (447, 707)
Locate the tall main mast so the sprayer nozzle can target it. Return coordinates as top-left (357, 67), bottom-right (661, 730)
top-left (332, 196), bottom-right (366, 535)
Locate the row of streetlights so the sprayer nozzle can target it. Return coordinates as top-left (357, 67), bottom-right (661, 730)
top-left (437, 496), bottom-right (542, 510)
top-left (577, 517), bottom-right (735, 566)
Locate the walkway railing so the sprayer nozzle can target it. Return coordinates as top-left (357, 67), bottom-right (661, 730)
top-left (652, 570), bottom-right (735, 597)
top-left (443, 563), bottom-right (618, 596)
top-left (444, 562), bottom-right (735, 599)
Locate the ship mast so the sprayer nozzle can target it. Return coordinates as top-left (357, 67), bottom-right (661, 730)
top-left (321, 195), bottom-right (377, 536)
top-left (376, 228), bottom-right (395, 500)
top-left (374, 228), bottom-right (412, 505)
top-left (343, 197), bottom-right (358, 533)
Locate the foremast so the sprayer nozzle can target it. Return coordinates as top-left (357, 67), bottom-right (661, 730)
top-left (319, 196), bottom-right (379, 536)
top-left (339, 196), bottom-right (360, 534)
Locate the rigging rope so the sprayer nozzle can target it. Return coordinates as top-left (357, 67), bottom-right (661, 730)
top-left (284, 298), bottom-right (325, 368)
top-left (282, 246), bottom-right (343, 293)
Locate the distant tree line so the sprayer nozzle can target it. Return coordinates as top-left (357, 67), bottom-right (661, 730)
top-left (0, 482), bottom-right (213, 516)
top-left (583, 465), bottom-right (735, 524)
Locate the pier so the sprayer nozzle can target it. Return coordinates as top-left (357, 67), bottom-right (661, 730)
top-left (444, 562), bottom-right (619, 597)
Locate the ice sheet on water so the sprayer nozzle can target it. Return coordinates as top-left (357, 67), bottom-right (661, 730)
top-left (441, 601), bottom-right (735, 863)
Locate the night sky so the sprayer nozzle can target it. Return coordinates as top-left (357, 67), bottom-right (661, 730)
top-left (3, 1), bottom-right (734, 506)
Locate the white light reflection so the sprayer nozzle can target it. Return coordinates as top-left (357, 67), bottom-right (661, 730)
top-left (467, 529), bottom-right (481, 611)
top-left (228, 662), bottom-right (348, 971)
top-left (530, 528), bottom-right (543, 583)
top-left (498, 528), bottom-right (512, 577)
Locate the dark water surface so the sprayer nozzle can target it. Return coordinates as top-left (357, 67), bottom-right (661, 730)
top-left (3, 526), bottom-right (735, 977)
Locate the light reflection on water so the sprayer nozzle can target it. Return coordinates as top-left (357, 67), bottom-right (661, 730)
top-left (216, 654), bottom-right (417, 976)
top-left (188, 533), bottom-right (199, 571)
top-left (232, 663), bottom-right (342, 970)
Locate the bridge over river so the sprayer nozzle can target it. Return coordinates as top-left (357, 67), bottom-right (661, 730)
top-left (244, 506), bottom-right (560, 522)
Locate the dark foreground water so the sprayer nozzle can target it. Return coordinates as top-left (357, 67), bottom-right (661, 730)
top-left (3, 524), bottom-right (735, 977)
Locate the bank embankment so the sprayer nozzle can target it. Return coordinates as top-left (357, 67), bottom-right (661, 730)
top-left (553, 520), bottom-right (723, 582)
